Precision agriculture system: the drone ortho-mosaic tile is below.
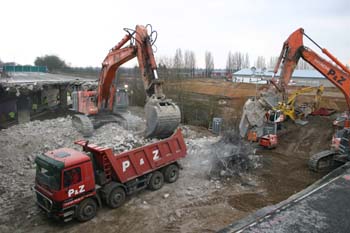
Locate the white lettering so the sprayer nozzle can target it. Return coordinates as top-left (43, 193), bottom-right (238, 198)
top-left (68, 189), bottom-right (74, 197)
top-left (67, 185), bottom-right (85, 197)
top-left (79, 185), bottom-right (85, 193)
top-left (140, 158), bottom-right (144, 165)
top-left (152, 149), bottom-right (160, 161)
top-left (122, 160), bottom-right (130, 172)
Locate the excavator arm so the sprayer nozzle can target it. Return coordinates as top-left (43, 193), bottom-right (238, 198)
top-left (274, 28), bottom-right (350, 109)
top-left (95, 25), bottom-right (180, 138)
top-left (97, 33), bottom-right (136, 109)
top-left (97, 25), bottom-right (164, 109)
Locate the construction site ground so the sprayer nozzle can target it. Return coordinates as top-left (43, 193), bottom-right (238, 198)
top-left (0, 111), bottom-right (333, 232)
top-left (0, 80), bottom-right (343, 233)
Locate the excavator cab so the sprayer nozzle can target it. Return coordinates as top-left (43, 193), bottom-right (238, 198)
top-left (112, 88), bottom-right (129, 113)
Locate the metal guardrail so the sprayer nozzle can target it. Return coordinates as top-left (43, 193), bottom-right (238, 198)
top-left (3, 65), bottom-right (47, 72)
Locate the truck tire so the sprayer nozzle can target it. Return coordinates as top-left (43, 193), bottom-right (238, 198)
top-left (76, 198), bottom-right (97, 222)
top-left (164, 164), bottom-right (179, 183)
top-left (108, 187), bottom-right (126, 208)
top-left (147, 171), bottom-right (164, 190)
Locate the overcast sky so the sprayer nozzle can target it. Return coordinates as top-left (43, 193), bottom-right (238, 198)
top-left (1, 0), bottom-right (349, 69)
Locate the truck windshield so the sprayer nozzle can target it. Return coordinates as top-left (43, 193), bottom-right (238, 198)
top-left (36, 163), bottom-right (61, 191)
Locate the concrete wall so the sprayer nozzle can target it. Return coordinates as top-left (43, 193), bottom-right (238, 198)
top-left (59, 85), bottom-right (68, 108)
top-left (17, 96), bottom-right (31, 124)
top-left (42, 86), bottom-right (59, 107)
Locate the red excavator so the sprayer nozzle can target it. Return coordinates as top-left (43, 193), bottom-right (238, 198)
top-left (72, 24), bottom-right (180, 139)
top-left (272, 28), bottom-right (350, 172)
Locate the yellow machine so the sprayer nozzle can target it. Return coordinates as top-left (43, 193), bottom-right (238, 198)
top-left (275, 85), bottom-right (324, 121)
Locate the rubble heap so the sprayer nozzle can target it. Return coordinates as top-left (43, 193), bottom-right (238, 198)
top-left (184, 128), bottom-right (260, 180)
top-left (209, 130), bottom-right (261, 178)
top-left (0, 115), bottom-right (152, 223)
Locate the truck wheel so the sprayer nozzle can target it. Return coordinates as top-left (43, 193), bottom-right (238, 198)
top-left (164, 164), bottom-right (179, 183)
top-left (148, 171), bottom-right (164, 190)
top-left (108, 187), bottom-right (126, 208)
top-left (76, 198), bottom-right (97, 222)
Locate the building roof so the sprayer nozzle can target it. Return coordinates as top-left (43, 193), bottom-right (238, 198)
top-left (234, 68), bottom-right (324, 79)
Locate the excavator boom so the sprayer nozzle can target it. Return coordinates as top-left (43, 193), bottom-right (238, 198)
top-left (274, 28), bottom-right (350, 109)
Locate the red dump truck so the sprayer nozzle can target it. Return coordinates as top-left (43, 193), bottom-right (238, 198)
top-left (33, 129), bottom-right (187, 222)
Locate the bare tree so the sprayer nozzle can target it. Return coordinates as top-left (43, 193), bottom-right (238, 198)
top-left (296, 59), bottom-right (313, 70)
top-left (205, 51), bottom-right (214, 77)
top-left (243, 53), bottom-right (250, 68)
top-left (268, 56), bottom-right (279, 69)
top-left (184, 50), bottom-right (196, 77)
top-left (158, 55), bottom-right (173, 69)
top-left (226, 51), bottom-right (234, 73)
top-left (233, 52), bottom-right (244, 70)
top-left (157, 55), bottom-right (173, 79)
top-left (255, 56), bottom-right (266, 69)
top-left (188, 51), bottom-right (196, 77)
top-left (226, 51), bottom-right (251, 72)
top-left (173, 48), bottom-right (183, 76)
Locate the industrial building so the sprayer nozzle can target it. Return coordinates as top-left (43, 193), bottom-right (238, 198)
top-left (233, 68), bottom-right (331, 86)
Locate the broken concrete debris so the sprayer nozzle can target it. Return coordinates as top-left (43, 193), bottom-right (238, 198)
top-left (0, 112), bottom-right (263, 231)
top-left (209, 130), bottom-right (261, 179)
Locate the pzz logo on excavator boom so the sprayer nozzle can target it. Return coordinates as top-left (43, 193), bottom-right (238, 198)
top-left (328, 69), bottom-right (346, 86)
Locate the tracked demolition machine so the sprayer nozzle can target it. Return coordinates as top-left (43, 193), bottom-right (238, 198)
top-left (272, 28), bottom-right (350, 171)
top-left (72, 24), bottom-right (180, 139)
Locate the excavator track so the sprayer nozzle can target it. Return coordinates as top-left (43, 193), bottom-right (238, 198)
top-left (72, 114), bottom-right (94, 137)
top-left (308, 150), bottom-right (337, 172)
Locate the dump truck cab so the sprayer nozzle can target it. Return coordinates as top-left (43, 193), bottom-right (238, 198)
top-left (34, 148), bottom-right (97, 221)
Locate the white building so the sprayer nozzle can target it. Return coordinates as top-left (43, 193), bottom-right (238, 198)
top-left (233, 68), bottom-right (333, 87)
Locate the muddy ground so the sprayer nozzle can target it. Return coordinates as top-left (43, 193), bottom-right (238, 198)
top-left (0, 107), bottom-right (334, 233)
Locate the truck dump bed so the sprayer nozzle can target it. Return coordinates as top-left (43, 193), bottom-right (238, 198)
top-left (75, 128), bottom-right (187, 183)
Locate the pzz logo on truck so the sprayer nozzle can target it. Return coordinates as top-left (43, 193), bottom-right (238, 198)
top-left (122, 149), bottom-right (160, 172)
top-left (68, 185), bottom-right (85, 197)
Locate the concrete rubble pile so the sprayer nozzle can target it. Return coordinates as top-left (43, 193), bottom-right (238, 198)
top-left (183, 127), bottom-right (260, 180)
top-left (89, 115), bottom-right (157, 153)
top-left (0, 115), bottom-right (152, 223)
top-left (0, 117), bottom-right (80, 222)
top-left (209, 130), bottom-right (261, 178)
top-left (239, 89), bottom-right (281, 138)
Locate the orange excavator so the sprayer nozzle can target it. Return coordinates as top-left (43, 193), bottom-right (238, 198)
top-left (273, 28), bottom-right (350, 171)
top-left (72, 25), bottom-right (180, 139)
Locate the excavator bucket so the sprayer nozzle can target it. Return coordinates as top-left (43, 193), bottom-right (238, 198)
top-left (145, 97), bottom-right (181, 139)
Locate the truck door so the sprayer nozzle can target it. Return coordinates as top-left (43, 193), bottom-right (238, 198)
top-left (62, 167), bottom-right (86, 198)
